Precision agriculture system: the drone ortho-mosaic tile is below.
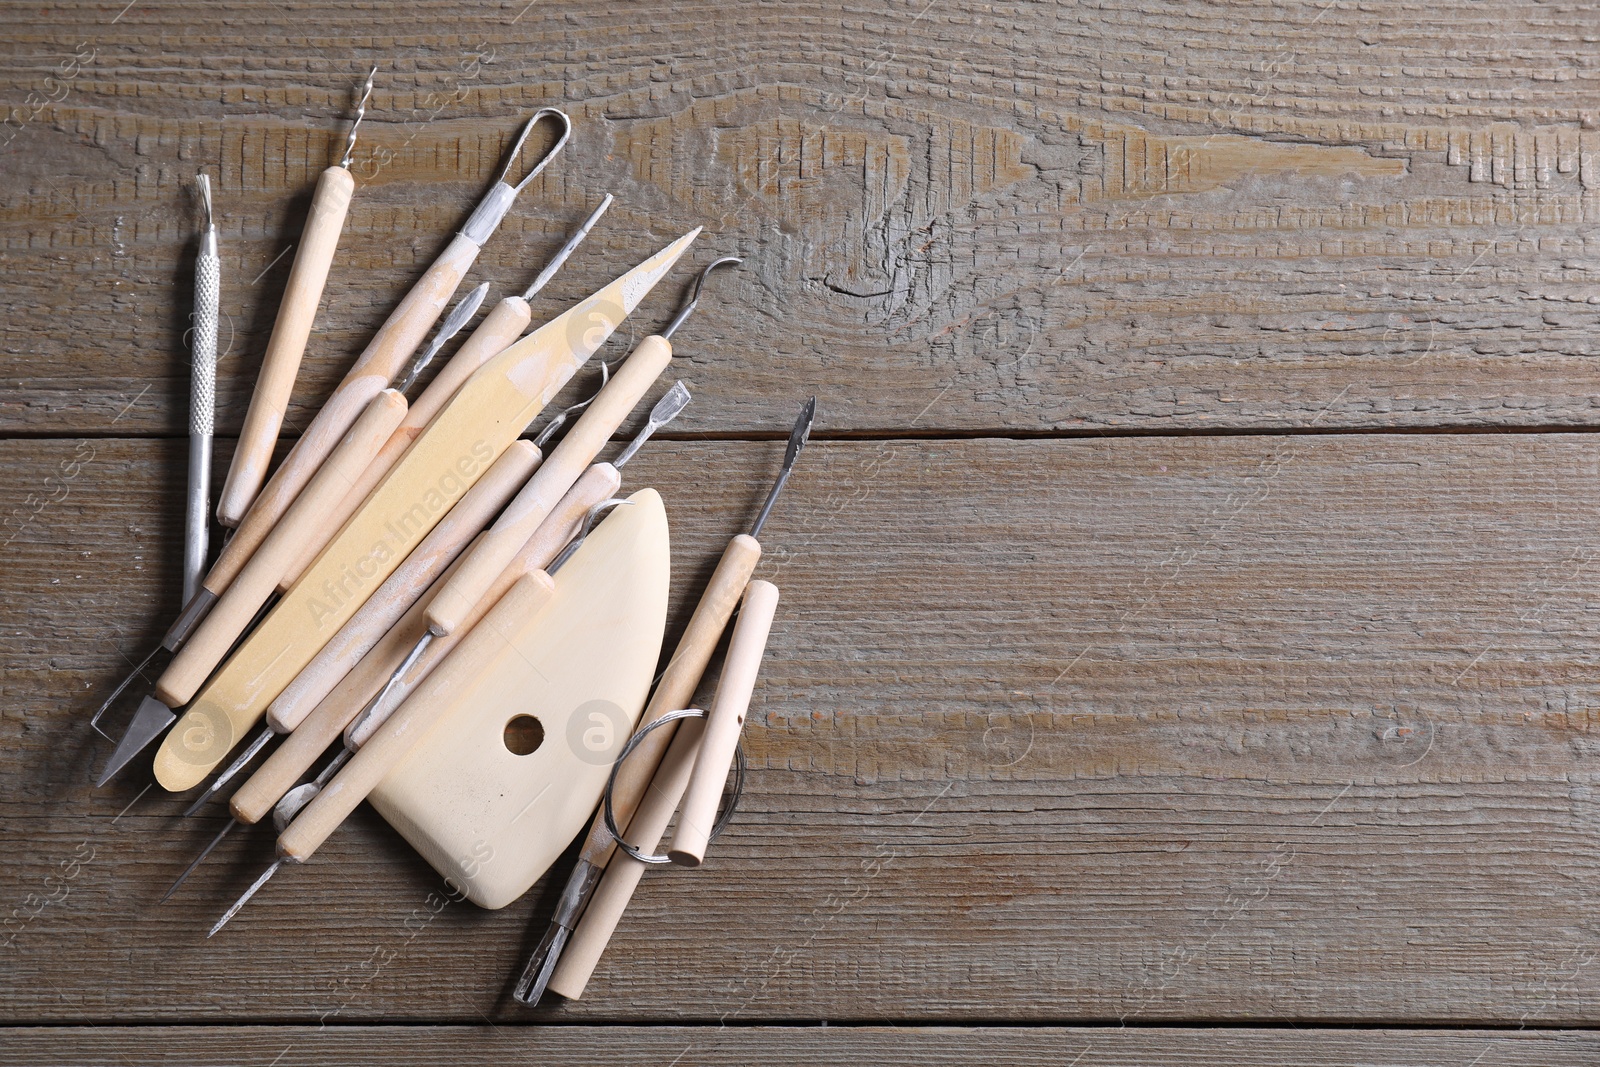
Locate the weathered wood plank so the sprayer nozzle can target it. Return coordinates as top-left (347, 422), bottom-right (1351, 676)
top-left (3, 1026), bottom-right (1599, 1066)
top-left (6, 436), bottom-right (1600, 1023)
top-left (5, 2), bottom-right (1600, 436)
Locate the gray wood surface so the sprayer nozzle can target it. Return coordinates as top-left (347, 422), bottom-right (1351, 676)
top-left (4, 0), bottom-right (1598, 1061)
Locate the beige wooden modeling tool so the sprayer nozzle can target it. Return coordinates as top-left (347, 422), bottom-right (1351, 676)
top-left (516, 395), bottom-right (813, 1004)
top-left (148, 229), bottom-right (698, 793)
top-left (215, 68), bottom-right (374, 527)
top-left (547, 577), bottom-right (781, 1001)
top-left (669, 579), bottom-right (779, 865)
top-left (206, 490), bottom-right (669, 932)
top-left (93, 108), bottom-right (573, 785)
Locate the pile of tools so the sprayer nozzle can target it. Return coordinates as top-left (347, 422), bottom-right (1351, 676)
top-left (88, 72), bottom-right (809, 1005)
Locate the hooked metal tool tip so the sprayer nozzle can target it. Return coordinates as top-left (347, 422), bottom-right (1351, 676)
top-left (395, 281), bottom-right (489, 394)
top-left (751, 396), bottom-right (815, 538)
top-left (662, 256), bottom-right (741, 341)
top-left (522, 194), bottom-right (614, 302)
top-left (532, 360), bottom-right (610, 449)
top-left (339, 66), bottom-right (377, 169)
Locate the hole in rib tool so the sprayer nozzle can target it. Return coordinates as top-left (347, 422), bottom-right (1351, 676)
top-left (146, 229), bottom-right (698, 795)
top-left (519, 395), bottom-right (814, 1005)
top-left (94, 106), bottom-right (574, 785)
top-left (215, 67), bottom-right (376, 529)
top-left (205, 495), bottom-right (639, 936)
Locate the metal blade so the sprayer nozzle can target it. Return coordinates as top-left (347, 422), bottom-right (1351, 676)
top-left (610, 381), bottom-right (691, 469)
top-left (94, 695), bottom-right (176, 788)
top-left (749, 395), bottom-right (815, 538)
top-left (396, 282), bottom-right (490, 394)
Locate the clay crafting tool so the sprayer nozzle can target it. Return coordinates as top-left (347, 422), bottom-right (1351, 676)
top-left (146, 229), bottom-right (698, 793)
top-left (215, 67), bottom-right (375, 528)
top-left (184, 173), bottom-right (220, 605)
top-left (516, 395), bottom-right (813, 1004)
top-left (207, 490), bottom-right (670, 933)
top-left (546, 578), bottom-right (780, 1002)
top-left (89, 107), bottom-right (571, 764)
top-left (91, 281), bottom-right (487, 789)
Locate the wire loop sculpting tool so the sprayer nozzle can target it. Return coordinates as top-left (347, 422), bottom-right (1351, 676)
top-left (544, 578), bottom-right (781, 1000)
top-left (215, 67), bottom-right (374, 528)
top-left (521, 396), bottom-right (813, 1004)
top-left (598, 708), bottom-right (746, 866)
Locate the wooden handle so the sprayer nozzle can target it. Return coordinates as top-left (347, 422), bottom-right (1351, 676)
top-left (343, 461), bottom-right (623, 749)
top-left (276, 296), bottom-right (533, 590)
top-left (153, 390), bottom-right (408, 710)
top-left (265, 440), bottom-right (542, 734)
top-left (278, 570), bottom-right (556, 862)
top-left (547, 716), bottom-right (706, 1000)
top-left (231, 533), bottom-right (485, 826)
top-left (204, 231), bottom-right (483, 594)
top-left (669, 580), bottom-right (780, 866)
top-left (425, 335), bottom-right (673, 637)
top-left (575, 533), bottom-right (762, 868)
top-left (216, 165), bottom-right (355, 527)
top-left (153, 233), bottom-right (698, 792)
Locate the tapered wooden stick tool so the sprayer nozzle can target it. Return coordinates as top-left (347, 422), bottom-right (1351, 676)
top-left (147, 229), bottom-right (698, 793)
top-left (517, 395), bottom-right (814, 1004)
top-left (215, 67), bottom-right (375, 527)
top-left (92, 107), bottom-right (572, 784)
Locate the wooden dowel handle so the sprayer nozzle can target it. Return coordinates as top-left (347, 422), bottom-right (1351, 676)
top-left (547, 716), bottom-right (706, 1001)
top-left (275, 296), bottom-right (533, 591)
top-left (265, 440), bottom-right (542, 734)
top-left (278, 570), bottom-right (556, 862)
top-left (343, 461), bottom-right (622, 749)
top-left (204, 231), bottom-right (482, 595)
top-left (229, 533), bottom-right (485, 826)
top-left (154, 390), bottom-right (408, 708)
top-left (424, 335), bottom-right (673, 637)
top-left (575, 533), bottom-right (762, 869)
top-left (668, 580), bottom-right (779, 866)
top-left (216, 165), bottom-right (355, 527)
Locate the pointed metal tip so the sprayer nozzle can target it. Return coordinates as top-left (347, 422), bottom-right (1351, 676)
top-left (181, 787), bottom-right (217, 819)
top-left (521, 193), bottom-right (616, 301)
top-left (161, 818), bottom-right (238, 903)
top-left (340, 66), bottom-right (378, 168)
top-left (94, 695), bottom-right (177, 788)
top-left (514, 923), bottom-right (572, 1004)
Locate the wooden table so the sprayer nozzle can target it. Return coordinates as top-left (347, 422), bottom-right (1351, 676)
top-left (5, 2), bottom-right (1600, 1062)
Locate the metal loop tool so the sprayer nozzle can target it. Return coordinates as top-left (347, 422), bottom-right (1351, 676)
top-left (600, 708), bottom-right (746, 864)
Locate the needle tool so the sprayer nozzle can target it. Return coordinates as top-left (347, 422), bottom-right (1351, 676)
top-left (518, 394), bottom-right (813, 1004)
top-left (215, 67), bottom-right (375, 528)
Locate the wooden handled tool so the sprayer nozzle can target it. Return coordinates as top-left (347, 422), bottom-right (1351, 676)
top-left (274, 195), bottom-right (611, 589)
top-left (669, 579), bottom-right (779, 865)
top-left (215, 68), bottom-right (372, 527)
top-left (545, 580), bottom-right (783, 1001)
top-left (515, 394), bottom-right (814, 1004)
top-left (92, 108), bottom-right (572, 785)
top-left (150, 229), bottom-right (698, 792)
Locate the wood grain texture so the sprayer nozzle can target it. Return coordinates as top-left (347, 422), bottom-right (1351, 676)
top-left (7, 436), bottom-right (1600, 1024)
top-left (2, 1026), bottom-right (1599, 1066)
top-left (6, 2), bottom-right (1600, 436)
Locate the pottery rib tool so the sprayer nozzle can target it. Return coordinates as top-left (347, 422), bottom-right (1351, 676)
top-left (92, 281), bottom-right (486, 789)
top-left (215, 67), bottom-right (375, 528)
top-left (546, 578), bottom-right (780, 1001)
top-left (145, 229), bottom-right (698, 793)
top-left (517, 395), bottom-right (814, 1004)
top-left (184, 173), bottom-right (220, 605)
top-left (207, 491), bottom-right (668, 934)
top-left (90, 108), bottom-right (571, 770)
